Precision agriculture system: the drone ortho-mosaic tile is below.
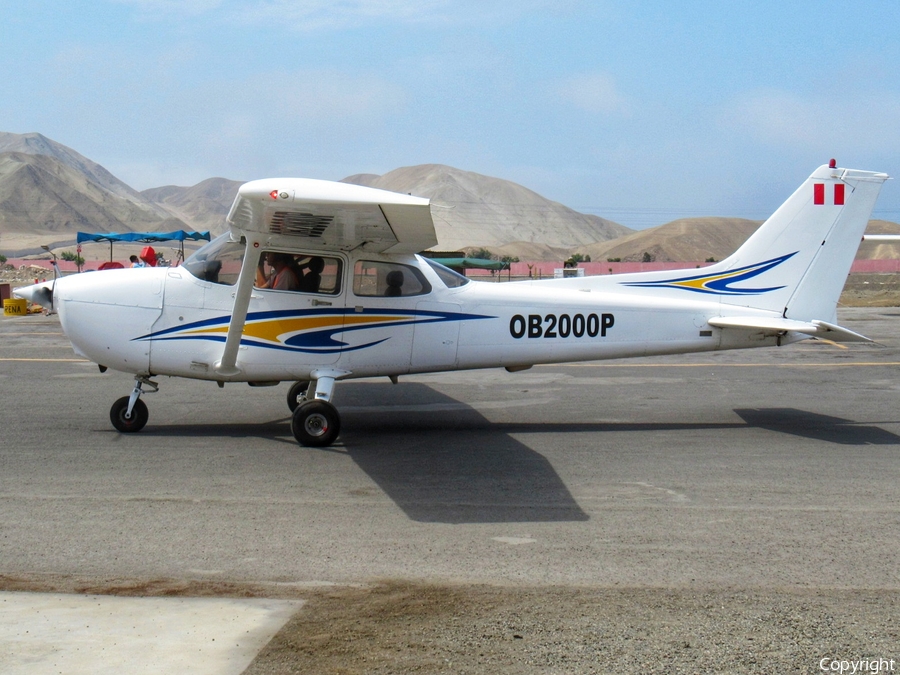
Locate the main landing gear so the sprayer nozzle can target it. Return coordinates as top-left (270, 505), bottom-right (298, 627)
top-left (287, 376), bottom-right (341, 448)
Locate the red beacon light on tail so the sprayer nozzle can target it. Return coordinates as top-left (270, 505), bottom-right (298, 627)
top-left (829, 158), bottom-right (837, 169)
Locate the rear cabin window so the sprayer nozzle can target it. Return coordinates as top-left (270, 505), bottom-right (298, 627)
top-left (352, 261), bottom-right (431, 297)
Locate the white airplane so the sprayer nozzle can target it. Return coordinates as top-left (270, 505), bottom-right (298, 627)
top-left (14, 160), bottom-right (890, 447)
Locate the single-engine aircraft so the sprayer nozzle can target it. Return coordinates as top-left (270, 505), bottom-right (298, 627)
top-left (14, 161), bottom-right (890, 447)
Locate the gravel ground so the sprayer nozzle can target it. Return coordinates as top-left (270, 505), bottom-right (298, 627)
top-left (242, 583), bottom-right (899, 675)
top-left (2, 576), bottom-right (894, 674)
top-left (4, 272), bottom-right (899, 673)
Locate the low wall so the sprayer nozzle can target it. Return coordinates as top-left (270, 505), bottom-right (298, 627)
top-left (468, 260), bottom-right (900, 278)
top-left (5, 258), bottom-right (900, 280)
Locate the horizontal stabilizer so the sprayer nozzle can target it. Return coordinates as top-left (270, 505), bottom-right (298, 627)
top-left (708, 316), bottom-right (872, 342)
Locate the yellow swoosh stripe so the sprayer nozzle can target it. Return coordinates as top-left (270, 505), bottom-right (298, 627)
top-left (669, 268), bottom-right (750, 290)
top-left (180, 314), bottom-right (410, 343)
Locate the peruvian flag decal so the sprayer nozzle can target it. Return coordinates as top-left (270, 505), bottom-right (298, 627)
top-left (834, 183), bottom-right (845, 205)
top-left (813, 183), bottom-right (845, 205)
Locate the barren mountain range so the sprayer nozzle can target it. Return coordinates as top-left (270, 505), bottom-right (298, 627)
top-left (341, 165), bottom-right (631, 253)
top-left (1, 131), bottom-right (897, 261)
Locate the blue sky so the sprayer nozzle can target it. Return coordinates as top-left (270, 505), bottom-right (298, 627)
top-left (2, 0), bottom-right (899, 228)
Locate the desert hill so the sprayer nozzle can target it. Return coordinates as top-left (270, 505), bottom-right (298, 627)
top-left (578, 217), bottom-right (900, 264)
top-left (141, 177), bottom-right (243, 235)
top-left (857, 219), bottom-right (900, 260)
top-left (341, 164), bottom-right (632, 252)
top-left (0, 152), bottom-right (188, 254)
top-left (0, 132), bottom-right (168, 216)
top-left (581, 217), bottom-right (762, 263)
top-left (1, 131), bottom-right (898, 263)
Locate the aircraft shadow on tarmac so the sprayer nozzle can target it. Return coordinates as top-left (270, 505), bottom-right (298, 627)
top-left (334, 383), bottom-right (590, 524)
top-left (734, 408), bottom-right (900, 445)
top-left (141, 384), bottom-right (900, 523)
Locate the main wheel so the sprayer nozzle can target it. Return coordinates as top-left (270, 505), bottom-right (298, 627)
top-left (110, 396), bottom-right (149, 433)
top-left (286, 380), bottom-right (310, 412)
top-left (291, 400), bottom-right (341, 447)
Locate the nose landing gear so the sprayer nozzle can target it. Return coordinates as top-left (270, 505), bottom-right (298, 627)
top-left (109, 376), bottom-right (158, 433)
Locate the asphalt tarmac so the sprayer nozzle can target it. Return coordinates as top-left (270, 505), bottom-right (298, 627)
top-left (1, 308), bottom-right (899, 671)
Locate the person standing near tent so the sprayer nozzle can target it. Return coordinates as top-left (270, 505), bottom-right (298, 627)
top-left (129, 255), bottom-right (146, 268)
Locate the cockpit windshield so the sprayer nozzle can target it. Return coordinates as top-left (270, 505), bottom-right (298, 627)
top-left (423, 258), bottom-right (470, 288)
top-left (182, 233), bottom-right (246, 285)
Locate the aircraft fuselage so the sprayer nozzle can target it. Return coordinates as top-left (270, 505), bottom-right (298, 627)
top-left (53, 248), bottom-right (782, 384)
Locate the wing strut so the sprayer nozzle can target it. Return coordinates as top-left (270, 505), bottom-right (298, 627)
top-left (216, 238), bottom-right (261, 376)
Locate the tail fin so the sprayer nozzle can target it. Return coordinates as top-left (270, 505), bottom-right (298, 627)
top-left (714, 163), bottom-right (889, 321)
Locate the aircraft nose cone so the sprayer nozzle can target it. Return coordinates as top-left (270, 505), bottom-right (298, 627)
top-left (13, 281), bottom-right (53, 308)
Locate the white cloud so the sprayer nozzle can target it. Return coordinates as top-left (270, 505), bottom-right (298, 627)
top-left (227, 0), bottom-right (445, 29)
top-left (110, 0), bottom-right (578, 30)
top-left (556, 73), bottom-right (631, 115)
top-left (109, 0), bottom-right (223, 14)
top-left (179, 69), bottom-right (409, 176)
top-left (224, 69), bottom-right (408, 125)
top-left (720, 89), bottom-right (900, 156)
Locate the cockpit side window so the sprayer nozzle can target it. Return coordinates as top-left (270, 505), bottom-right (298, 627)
top-left (352, 260), bottom-right (431, 297)
top-left (183, 235), bottom-right (343, 294)
top-left (256, 251), bottom-right (342, 295)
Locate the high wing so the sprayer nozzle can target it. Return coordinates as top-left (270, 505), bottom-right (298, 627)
top-left (217, 178), bottom-right (435, 376)
top-left (226, 178), bottom-right (437, 254)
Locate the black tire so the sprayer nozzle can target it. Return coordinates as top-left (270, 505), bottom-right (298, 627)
top-left (291, 400), bottom-right (341, 447)
top-left (286, 380), bottom-right (310, 412)
top-left (110, 396), bottom-right (149, 433)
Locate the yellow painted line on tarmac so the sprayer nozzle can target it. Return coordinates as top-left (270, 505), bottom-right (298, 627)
top-left (0, 357), bottom-right (87, 362)
top-left (547, 362), bottom-right (900, 368)
top-left (813, 339), bottom-right (848, 349)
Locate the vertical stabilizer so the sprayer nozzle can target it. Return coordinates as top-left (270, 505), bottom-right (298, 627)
top-left (714, 163), bottom-right (889, 321)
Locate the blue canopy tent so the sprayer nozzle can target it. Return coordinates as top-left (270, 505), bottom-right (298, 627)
top-left (77, 230), bottom-right (211, 263)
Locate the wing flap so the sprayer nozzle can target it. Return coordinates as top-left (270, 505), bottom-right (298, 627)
top-left (708, 316), bottom-right (872, 342)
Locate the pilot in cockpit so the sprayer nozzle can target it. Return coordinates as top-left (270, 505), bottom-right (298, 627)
top-left (256, 252), bottom-right (300, 291)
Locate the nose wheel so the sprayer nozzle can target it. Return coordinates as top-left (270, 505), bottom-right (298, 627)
top-left (110, 396), bottom-right (149, 433)
top-left (109, 376), bottom-right (157, 433)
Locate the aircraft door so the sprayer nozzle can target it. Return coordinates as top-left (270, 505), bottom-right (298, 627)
top-left (151, 242), bottom-right (347, 377)
top-left (244, 251), bottom-right (346, 369)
